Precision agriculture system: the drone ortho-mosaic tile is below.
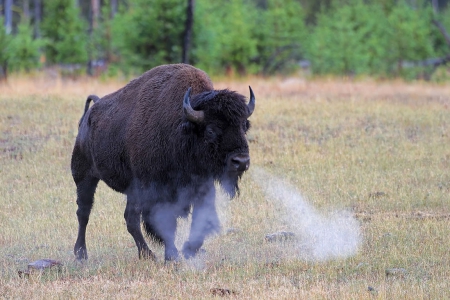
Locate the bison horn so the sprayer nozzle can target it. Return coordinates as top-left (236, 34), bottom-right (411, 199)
top-left (247, 86), bottom-right (255, 117)
top-left (183, 87), bottom-right (205, 124)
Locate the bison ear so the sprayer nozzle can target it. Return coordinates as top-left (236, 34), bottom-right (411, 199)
top-left (183, 87), bottom-right (205, 124)
top-left (247, 86), bottom-right (255, 117)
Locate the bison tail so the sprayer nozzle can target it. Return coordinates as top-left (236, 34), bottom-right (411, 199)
top-left (78, 95), bottom-right (100, 127)
top-left (143, 219), bottom-right (164, 245)
top-left (84, 95), bottom-right (100, 113)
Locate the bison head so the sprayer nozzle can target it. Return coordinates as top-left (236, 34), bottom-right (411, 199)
top-left (182, 86), bottom-right (255, 198)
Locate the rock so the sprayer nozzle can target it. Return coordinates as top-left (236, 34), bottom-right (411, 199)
top-left (265, 231), bottom-right (295, 242)
top-left (28, 259), bottom-right (63, 270)
top-left (385, 268), bottom-right (407, 277)
top-left (210, 288), bottom-right (239, 297)
top-left (18, 259), bottom-right (63, 278)
top-left (367, 286), bottom-right (378, 296)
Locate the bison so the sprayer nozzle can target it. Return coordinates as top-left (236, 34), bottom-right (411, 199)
top-left (71, 64), bottom-right (255, 261)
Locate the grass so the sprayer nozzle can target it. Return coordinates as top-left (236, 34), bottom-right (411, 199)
top-left (0, 75), bottom-right (449, 299)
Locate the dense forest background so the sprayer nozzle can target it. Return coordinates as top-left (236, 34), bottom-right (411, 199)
top-left (1, 0), bottom-right (450, 80)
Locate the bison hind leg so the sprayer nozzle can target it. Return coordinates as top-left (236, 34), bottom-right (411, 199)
top-left (74, 176), bottom-right (100, 260)
top-left (124, 196), bottom-right (156, 261)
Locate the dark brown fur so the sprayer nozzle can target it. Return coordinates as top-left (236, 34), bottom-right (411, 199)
top-left (71, 64), bottom-right (255, 261)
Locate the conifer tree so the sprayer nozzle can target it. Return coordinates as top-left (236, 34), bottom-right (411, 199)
top-left (111, 0), bottom-right (185, 73)
top-left (0, 17), bottom-right (12, 79)
top-left (41, 0), bottom-right (88, 64)
top-left (8, 20), bottom-right (45, 72)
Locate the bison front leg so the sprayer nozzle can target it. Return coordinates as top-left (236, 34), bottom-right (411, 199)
top-left (124, 195), bottom-right (156, 260)
top-left (182, 187), bottom-right (220, 259)
top-left (148, 204), bottom-right (179, 262)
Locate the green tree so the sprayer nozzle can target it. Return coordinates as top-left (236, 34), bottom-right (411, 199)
top-left (8, 20), bottom-right (45, 72)
top-left (217, 0), bottom-right (257, 75)
top-left (193, 0), bottom-right (258, 75)
top-left (90, 4), bottom-right (113, 62)
top-left (387, 2), bottom-right (436, 78)
top-left (0, 17), bottom-right (12, 79)
top-left (434, 4), bottom-right (450, 56)
top-left (111, 0), bottom-right (185, 74)
top-left (254, 0), bottom-right (307, 75)
top-left (191, 1), bottom-right (225, 74)
top-left (41, 0), bottom-right (88, 64)
top-left (307, 1), bottom-right (391, 76)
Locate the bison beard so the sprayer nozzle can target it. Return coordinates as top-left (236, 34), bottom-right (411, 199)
top-left (220, 170), bottom-right (243, 198)
top-left (220, 175), bottom-right (239, 198)
top-left (71, 64), bottom-right (255, 262)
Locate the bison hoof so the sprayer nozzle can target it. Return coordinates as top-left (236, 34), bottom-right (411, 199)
top-left (139, 249), bottom-right (157, 261)
top-left (164, 247), bottom-right (179, 262)
top-left (74, 247), bottom-right (88, 260)
top-left (182, 243), bottom-right (206, 259)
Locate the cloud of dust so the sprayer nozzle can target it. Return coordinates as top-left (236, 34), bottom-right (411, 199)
top-left (252, 168), bottom-right (361, 261)
top-left (174, 184), bottom-right (230, 270)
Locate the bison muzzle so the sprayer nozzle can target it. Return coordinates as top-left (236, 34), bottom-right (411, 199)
top-left (71, 64), bottom-right (255, 261)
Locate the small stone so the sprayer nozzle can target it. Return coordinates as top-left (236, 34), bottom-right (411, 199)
top-left (385, 268), bottom-right (407, 277)
top-left (368, 286), bottom-right (378, 296)
top-left (265, 231), bottom-right (295, 242)
top-left (28, 259), bottom-right (63, 271)
top-left (210, 288), bottom-right (239, 297)
top-left (18, 259), bottom-right (63, 278)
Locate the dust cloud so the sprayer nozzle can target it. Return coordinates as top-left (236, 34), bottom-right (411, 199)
top-left (252, 168), bottom-right (361, 261)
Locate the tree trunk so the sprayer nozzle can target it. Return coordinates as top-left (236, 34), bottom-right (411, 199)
top-left (33, 0), bottom-right (41, 38)
top-left (182, 0), bottom-right (194, 64)
top-left (91, 0), bottom-right (100, 28)
top-left (4, 0), bottom-right (12, 34)
top-left (87, 0), bottom-right (100, 76)
top-left (1, 60), bottom-right (8, 82)
top-left (432, 0), bottom-right (439, 14)
top-left (111, 0), bottom-right (118, 18)
top-left (23, 0), bottom-right (30, 20)
top-left (432, 19), bottom-right (450, 47)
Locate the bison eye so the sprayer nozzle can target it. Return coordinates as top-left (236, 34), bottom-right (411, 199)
top-left (205, 126), bottom-right (218, 141)
top-left (244, 120), bottom-right (251, 132)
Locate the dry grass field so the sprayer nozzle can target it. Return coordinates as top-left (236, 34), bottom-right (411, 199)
top-left (1, 74), bottom-right (449, 299)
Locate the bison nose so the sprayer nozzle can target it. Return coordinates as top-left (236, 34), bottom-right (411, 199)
top-left (230, 154), bottom-right (250, 172)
